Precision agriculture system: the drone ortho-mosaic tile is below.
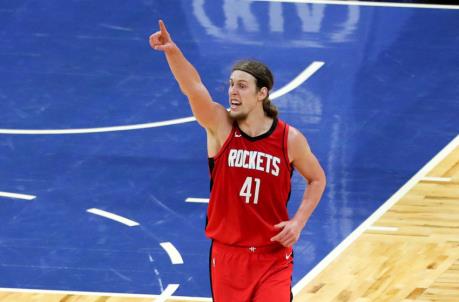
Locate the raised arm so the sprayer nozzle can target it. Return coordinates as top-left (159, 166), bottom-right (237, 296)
top-left (149, 20), bottom-right (229, 132)
top-left (271, 127), bottom-right (326, 247)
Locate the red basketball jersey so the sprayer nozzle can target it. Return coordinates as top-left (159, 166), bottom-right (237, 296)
top-left (205, 118), bottom-right (293, 247)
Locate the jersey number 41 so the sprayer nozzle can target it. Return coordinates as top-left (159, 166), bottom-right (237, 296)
top-left (240, 177), bottom-right (261, 204)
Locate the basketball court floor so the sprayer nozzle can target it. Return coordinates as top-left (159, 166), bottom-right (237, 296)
top-left (0, 0), bottom-right (458, 301)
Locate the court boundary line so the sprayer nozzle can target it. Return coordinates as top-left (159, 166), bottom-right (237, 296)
top-left (156, 284), bottom-right (180, 302)
top-left (86, 208), bottom-right (140, 227)
top-left (160, 242), bottom-right (185, 265)
top-left (0, 191), bottom-right (36, 200)
top-left (185, 197), bottom-right (209, 203)
top-left (292, 134), bottom-right (459, 295)
top-left (0, 287), bottom-right (212, 301)
top-left (250, 0), bottom-right (459, 10)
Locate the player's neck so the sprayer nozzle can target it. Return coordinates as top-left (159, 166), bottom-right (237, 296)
top-left (237, 111), bottom-right (274, 137)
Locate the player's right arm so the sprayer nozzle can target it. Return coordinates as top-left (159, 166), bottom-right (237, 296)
top-left (149, 20), bottom-right (230, 134)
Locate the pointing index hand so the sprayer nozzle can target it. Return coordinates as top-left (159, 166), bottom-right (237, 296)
top-left (159, 19), bottom-right (170, 39)
top-left (149, 19), bottom-right (174, 52)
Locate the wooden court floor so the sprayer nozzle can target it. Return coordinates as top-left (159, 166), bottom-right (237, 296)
top-left (1, 137), bottom-right (458, 301)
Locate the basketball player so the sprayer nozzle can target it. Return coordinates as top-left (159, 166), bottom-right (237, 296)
top-left (150, 20), bottom-right (326, 302)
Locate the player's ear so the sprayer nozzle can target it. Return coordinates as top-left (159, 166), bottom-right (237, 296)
top-left (258, 87), bottom-right (268, 101)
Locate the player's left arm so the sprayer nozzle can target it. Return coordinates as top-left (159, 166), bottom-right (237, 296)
top-left (271, 126), bottom-right (326, 247)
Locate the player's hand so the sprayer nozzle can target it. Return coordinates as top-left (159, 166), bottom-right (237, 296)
top-left (270, 220), bottom-right (304, 247)
top-left (149, 20), bottom-right (175, 52)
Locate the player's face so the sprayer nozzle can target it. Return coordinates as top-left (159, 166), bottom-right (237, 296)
top-left (228, 70), bottom-right (261, 120)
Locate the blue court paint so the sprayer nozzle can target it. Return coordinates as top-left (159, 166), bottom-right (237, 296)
top-left (0, 0), bottom-right (458, 298)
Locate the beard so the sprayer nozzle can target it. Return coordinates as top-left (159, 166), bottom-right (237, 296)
top-left (229, 110), bottom-right (248, 121)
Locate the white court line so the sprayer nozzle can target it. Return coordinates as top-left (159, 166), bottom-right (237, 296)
top-left (86, 208), bottom-right (140, 227)
top-left (420, 176), bottom-right (452, 183)
top-left (270, 61), bottom-right (324, 100)
top-left (160, 242), bottom-right (184, 265)
top-left (0, 287), bottom-right (212, 301)
top-left (0, 191), bottom-right (36, 200)
top-left (185, 197), bottom-right (209, 203)
top-left (155, 284), bottom-right (180, 302)
top-left (0, 62), bottom-right (324, 135)
top-left (250, 0), bottom-right (459, 10)
top-left (367, 226), bottom-right (398, 232)
top-left (0, 116), bottom-right (197, 135)
top-left (292, 134), bottom-right (459, 296)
